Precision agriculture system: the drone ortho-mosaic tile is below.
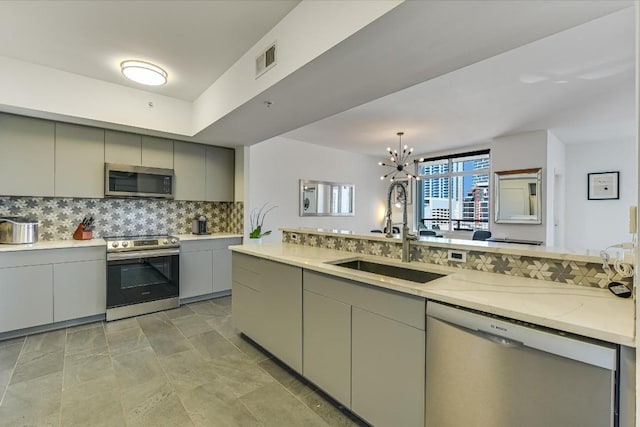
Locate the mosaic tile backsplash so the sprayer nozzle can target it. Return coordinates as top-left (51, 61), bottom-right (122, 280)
top-left (282, 231), bottom-right (631, 289)
top-left (0, 197), bottom-right (243, 240)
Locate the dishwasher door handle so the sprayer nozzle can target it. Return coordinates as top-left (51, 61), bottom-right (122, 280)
top-left (475, 329), bottom-right (524, 348)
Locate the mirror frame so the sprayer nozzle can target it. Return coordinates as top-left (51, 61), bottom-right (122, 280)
top-left (494, 168), bottom-right (542, 224)
top-left (299, 179), bottom-right (355, 217)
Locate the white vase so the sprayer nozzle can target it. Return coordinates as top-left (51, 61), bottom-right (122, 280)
top-left (247, 237), bottom-right (262, 244)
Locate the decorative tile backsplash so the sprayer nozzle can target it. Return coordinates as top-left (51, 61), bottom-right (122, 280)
top-left (0, 197), bottom-right (243, 240)
top-left (282, 231), bottom-right (629, 289)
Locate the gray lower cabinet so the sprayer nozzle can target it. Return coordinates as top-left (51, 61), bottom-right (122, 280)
top-left (53, 259), bottom-right (106, 322)
top-left (0, 246), bottom-right (106, 333)
top-left (302, 270), bottom-right (426, 427)
top-left (351, 307), bottom-right (425, 427)
top-left (232, 252), bottom-right (303, 372)
top-left (180, 237), bottom-right (241, 299)
top-left (0, 264), bottom-right (53, 333)
top-left (303, 289), bottom-right (351, 405)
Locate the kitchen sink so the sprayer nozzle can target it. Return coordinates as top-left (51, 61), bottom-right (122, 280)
top-left (331, 259), bottom-right (445, 283)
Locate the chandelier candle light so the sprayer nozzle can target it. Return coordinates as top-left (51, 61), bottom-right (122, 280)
top-left (378, 132), bottom-right (424, 182)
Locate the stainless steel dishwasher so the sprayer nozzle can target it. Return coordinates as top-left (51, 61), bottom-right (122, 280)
top-left (426, 301), bottom-right (618, 427)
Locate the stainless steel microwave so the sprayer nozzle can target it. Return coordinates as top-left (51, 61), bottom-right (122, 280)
top-left (105, 163), bottom-right (174, 199)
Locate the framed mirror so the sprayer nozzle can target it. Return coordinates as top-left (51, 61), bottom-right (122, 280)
top-left (494, 168), bottom-right (542, 224)
top-left (300, 179), bottom-right (355, 216)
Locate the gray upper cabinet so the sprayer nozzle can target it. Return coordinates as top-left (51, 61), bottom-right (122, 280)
top-left (105, 130), bottom-right (142, 165)
top-left (205, 146), bottom-right (234, 201)
top-left (0, 113), bottom-right (55, 196)
top-left (174, 140), bottom-right (206, 201)
top-left (142, 136), bottom-right (173, 169)
top-left (54, 123), bottom-right (105, 198)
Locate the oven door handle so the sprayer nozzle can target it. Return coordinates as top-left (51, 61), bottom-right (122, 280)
top-left (107, 248), bottom-right (179, 261)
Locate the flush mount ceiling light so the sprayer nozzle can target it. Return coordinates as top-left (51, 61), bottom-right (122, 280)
top-left (120, 60), bottom-right (167, 86)
top-left (378, 132), bottom-right (423, 181)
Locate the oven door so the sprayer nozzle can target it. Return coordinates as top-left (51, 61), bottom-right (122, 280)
top-left (106, 248), bottom-right (179, 309)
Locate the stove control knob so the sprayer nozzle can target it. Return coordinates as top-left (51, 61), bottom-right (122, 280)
top-left (122, 242), bottom-right (129, 248)
top-left (111, 242), bottom-right (119, 248)
top-left (163, 239), bottom-right (169, 245)
top-left (171, 238), bottom-right (177, 244)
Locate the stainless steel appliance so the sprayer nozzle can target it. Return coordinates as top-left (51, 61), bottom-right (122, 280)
top-left (425, 301), bottom-right (618, 427)
top-left (105, 235), bottom-right (180, 321)
top-left (0, 217), bottom-right (39, 244)
top-left (192, 215), bottom-right (209, 235)
top-left (105, 163), bottom-right (174, 199)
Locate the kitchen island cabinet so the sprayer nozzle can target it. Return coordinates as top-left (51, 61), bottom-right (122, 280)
top-left (232, 252), bottom-right (302, 373)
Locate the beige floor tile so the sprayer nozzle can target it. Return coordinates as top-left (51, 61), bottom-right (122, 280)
top-left (180, 381), bottom-right (261, 427)
top-left (189, 330), bottom-right (243, 360)
top-left (171, 314), bottom-right (214, 338)
top-left (61, 374), bottom-right (124, 427)
top-left (11, 349), bottom-right (64, 385)
top-left (188, 300), bottom-right (229, 318)
top-left (206, 353), bottom-right (276, 399)
top-left (106, 326), bottom-right (151, 356)
top-left (146, 327), bottom-right (193, 357)
top-left (258, 357), bottom-right (315, 397)
top-left (112, 348), bottom-right (166, 389)
top-left (22, 329), bottom-right (65, 355)
top-left (66, 325), bottom-right (107, 356)
top-left (121, 376), bottom-right (193, 427)
top-left (158, 349), bottom-right (217, 395)
top-left (0, 342), bottom-right (23, 372)
top-left (158, 305), bottom-right (195, 320)
top-left (0, 371), bottom-right (62, 427)
top-left (299, 388), bottom-right (367, 427)
top-left (104, 317), bottom-right (139, 333)
top-left (240, 381), bottom-right (329, 427)
top-left (0, 336), bottom-right (25, 349)
top-left (63, 348), bottom-right (114, 389)
top-left (205, 312), bottom-right (237, 338)
top-left (137, 313), bottom-right (175, 336)
top-left (211, 295), bottom-right (232, 307)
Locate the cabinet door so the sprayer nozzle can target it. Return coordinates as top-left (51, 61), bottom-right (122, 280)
top-left (0, 265), bottom-right (53, 333)
top-left (351, 307), bottom-right (425, 427)
top-left (180, 250), bottom-right (213, 299)
top-left (205, 146), bottom-right (234, 201)
top-left (174, 141), bottom-right (206, 201)
top-left (212, 238), bottom-right (241, 292)
top-left (0, 113), bottom-right (55, 196)
top-left (53, 260), bottom-right (106, 322)
top-left (105, 130), bottom-right (141, 165)
top-left (141, 136), bottom-right (173, 168)
top-left (303, 290), bottom-right (351, 405)
top-left (54, 123), bottom-right (105, 198)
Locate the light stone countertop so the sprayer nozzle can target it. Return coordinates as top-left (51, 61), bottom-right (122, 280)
top-left (280, 227), bottom-right (619, 264)
top-left (175, 233), bottom-right (243, 242)
top-left (0, 238), bottom-right (106, 253)
top-left (230, 242), bottom-right (636, 347)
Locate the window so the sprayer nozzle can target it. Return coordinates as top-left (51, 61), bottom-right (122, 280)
top-left (416, 150), bottom-right (490, 232)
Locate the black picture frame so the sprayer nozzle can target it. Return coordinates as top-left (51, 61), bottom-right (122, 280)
top-left (587, 171), bottom-right (619, 200)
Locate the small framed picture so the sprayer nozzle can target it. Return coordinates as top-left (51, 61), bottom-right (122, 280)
top-left (394, 179), bottom-right (413, 205)
top-left (588, 171), bottom-right (619, 200)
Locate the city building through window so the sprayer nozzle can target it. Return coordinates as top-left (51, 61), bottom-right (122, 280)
top-left (416, 150), bottom-right (490, 232)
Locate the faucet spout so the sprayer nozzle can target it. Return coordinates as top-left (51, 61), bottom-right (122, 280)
top-left (385, 181), bottom-right (414, 262)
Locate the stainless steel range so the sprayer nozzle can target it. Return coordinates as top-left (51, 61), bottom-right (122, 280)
top-left (105, 235), bottom-right (180, 321)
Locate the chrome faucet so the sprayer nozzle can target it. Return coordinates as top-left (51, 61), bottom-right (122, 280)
top-left (385, 181), bottom-right (417, 262)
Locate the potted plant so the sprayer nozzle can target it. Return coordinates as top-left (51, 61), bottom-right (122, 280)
top-left (249, 203), bottom-right (277, 243)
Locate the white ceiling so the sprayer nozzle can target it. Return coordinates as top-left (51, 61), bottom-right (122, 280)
top-left (0, 1), bottom-right (634, 155)
top-left (284, 6), bottom-right (636, 156)
top-left (0, 1), bottom-right (299, 101)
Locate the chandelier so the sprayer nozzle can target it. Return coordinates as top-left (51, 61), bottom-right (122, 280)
top-left (378, 132), bottom-right (422, 181)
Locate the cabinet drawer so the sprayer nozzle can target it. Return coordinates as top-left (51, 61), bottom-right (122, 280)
top-left (304, 270), bottom-right (425, 329)
top-left (181, 238), bottom-right (240, 253)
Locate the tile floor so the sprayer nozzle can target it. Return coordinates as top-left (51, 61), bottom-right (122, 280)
top-left (0, 296), bottom-right (367, 427)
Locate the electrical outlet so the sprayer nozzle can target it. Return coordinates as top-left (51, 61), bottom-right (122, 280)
top-left (448, 250), bottom-right (467, 263)
top-left (290, 233), bottom-right (298, 241)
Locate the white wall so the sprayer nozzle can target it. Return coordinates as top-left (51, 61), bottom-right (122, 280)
top-left (246, 136), bottom-right (387, 242)
top-left (564, 139), bottom-right (637, 251)
top-left (547, 131), bottom-right (566, 247)
top-left (490, 130), bottom-right (548, 243)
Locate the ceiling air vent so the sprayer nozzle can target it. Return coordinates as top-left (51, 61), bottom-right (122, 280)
top-left (256, 42), bottom-right (277, 78)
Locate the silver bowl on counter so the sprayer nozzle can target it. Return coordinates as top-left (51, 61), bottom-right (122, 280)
top-left (0, 217), bottom-right (39, 244)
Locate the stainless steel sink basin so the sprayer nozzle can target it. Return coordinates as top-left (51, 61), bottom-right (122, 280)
top-left (331, 259), bottom-right (445, 283)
